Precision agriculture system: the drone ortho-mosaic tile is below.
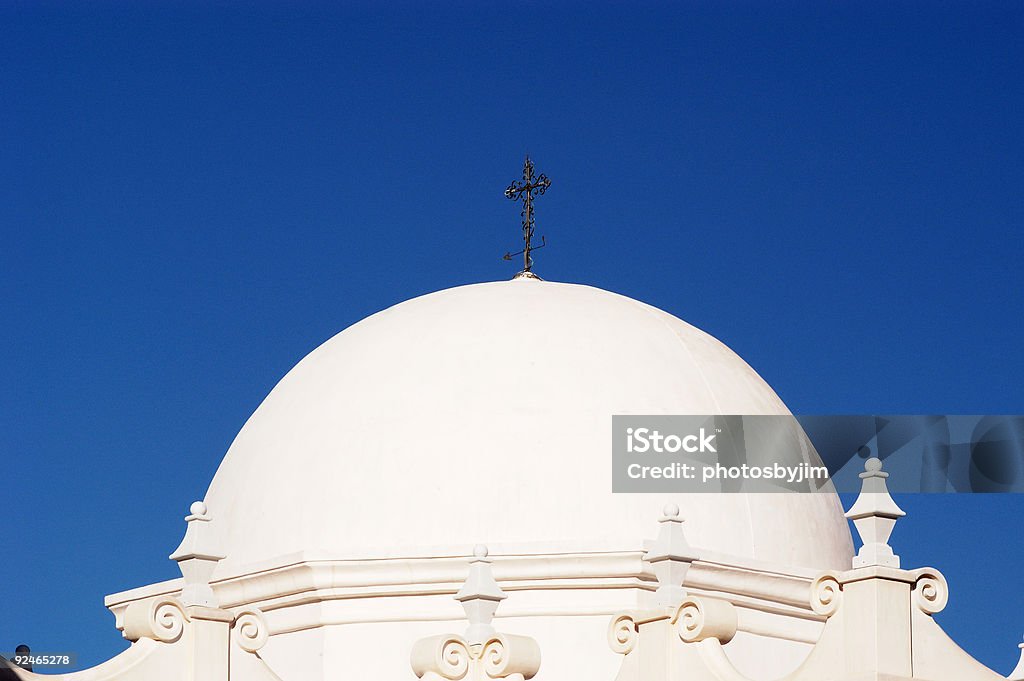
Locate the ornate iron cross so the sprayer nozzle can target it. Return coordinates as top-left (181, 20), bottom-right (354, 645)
top-left (504, 156), bottom-right (551, 274)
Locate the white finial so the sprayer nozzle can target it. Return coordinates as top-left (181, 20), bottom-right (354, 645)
top-left (1009, 636), bottom-right (1024, 681)
top-left (412, 545), bottom-right (542, 680)
top-left (169, 500), bottom-right (225, 607)
top-left (644, 502), bottom-right (698, 607)
top-left (845, 457), bottom-right (906, 568)
top-left (455, 545), bottom-right (507, 646)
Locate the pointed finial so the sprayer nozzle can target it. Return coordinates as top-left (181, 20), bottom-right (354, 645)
top-left (169, 500), bottom-right (226, 607)
top-left (845, 458), bottom-right (906, 568)
top-left (644, 503), bottom-right (698, 607)
top-left (504, 156), bottom-right (551, 278)
top-left (1009, 636), bottom-right (1024, 681)
top-left (455, 544), bottom-right (507, 646)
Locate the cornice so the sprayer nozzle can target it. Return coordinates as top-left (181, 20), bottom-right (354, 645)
top-left (106, 545), bottom-right (828, 644)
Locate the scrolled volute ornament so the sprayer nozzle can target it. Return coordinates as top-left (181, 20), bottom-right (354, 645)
top-left (411, 635), bottom-right (473, 680)
top-left (122, 597), bottom-right (190, 643)
top-left (809, 572), bottom-right (843, 617)
top-left (913, 569), bottom-right (949, 615)
top-left (481, 634), bottom-right (541, 680)
top-left (673, 596), bottom-right (737, 644)
top-left (607, 613), bottom-right (639, 655)
top-left (232, 608), bottom-right (270, 653)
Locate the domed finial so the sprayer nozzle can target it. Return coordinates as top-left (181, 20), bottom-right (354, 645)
top-left (170, 499), bottom-right (225, 607)
top-left (645, 503), bottom-right (697, 607)
top-left (503, 156), bottom-right (551, 278)
top-left (845, 456), bottom-right (905, 568)
top-left (456, 544), bottom-right (507, 645)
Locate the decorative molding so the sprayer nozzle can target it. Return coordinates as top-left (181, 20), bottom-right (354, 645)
top-left (673, 596), bottom-right (737, 644)
top-left (480, 634), bottom-right (541, 680)
top-left (107, 548), bottom-right (822, 617)
top-left (233, 608), bottom-right (271, 653)
top-left (410, 633), bottom-right (541, 681)
top-left (105, 550), bottom-right (828, 648)
top-left (411, 635), bottom-right (473, 680)
top-left (608, 613), bottom-right (639, 655)
top-left (122, 597), bottom-right (189, 643)
top-left (809, 572), bottom-right (843, 617)
top-left (912, 570), bottom-right (948, 615)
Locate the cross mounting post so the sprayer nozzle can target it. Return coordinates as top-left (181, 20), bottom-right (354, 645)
top-left (504, 156), bottom-right (551, 275)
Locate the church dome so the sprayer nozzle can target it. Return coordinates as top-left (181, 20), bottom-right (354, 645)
top-left (203, 278), bottom-right (853, 576)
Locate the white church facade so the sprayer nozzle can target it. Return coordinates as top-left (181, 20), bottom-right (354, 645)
top-left (6, 276), bottom-right (1023, 681)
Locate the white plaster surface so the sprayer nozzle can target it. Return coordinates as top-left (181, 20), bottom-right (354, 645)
top-left (202, 279), bottom-right (853, 577)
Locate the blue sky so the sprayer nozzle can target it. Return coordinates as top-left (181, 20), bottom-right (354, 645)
top-left (1, 0), bottom-right (1022, 674)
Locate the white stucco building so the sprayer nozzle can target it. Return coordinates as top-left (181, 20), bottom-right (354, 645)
top-left (6, 275), bottom-right (1022, 681)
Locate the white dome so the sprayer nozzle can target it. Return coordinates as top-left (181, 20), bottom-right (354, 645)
top-left (204, 278), bottom-right (853, 575)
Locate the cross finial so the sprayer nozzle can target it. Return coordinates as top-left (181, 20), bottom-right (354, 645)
top-left (504, 156), bottom-right (551, 277)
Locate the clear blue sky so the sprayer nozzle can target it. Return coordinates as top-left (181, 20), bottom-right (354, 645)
top-left (1, 0), bottom-right (1021, 674)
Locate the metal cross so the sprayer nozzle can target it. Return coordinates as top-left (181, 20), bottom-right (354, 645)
top-left (503, 156), bottom-right (551, 274)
